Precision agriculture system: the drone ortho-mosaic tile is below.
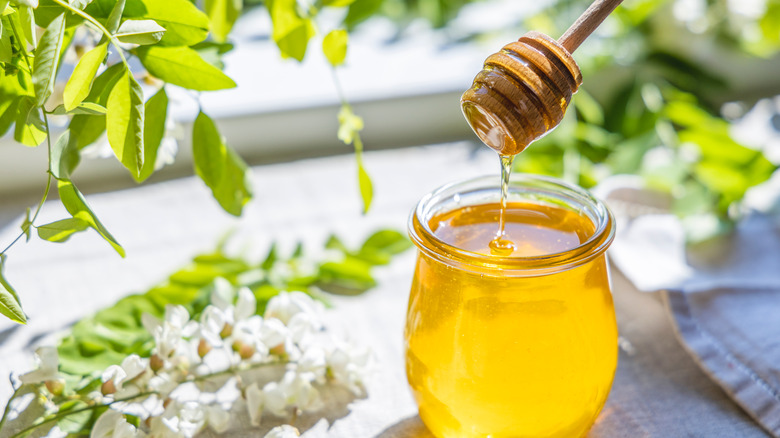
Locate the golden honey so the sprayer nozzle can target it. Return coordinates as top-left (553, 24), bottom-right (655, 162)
top-left (405, 175), bottom-right (617, 438)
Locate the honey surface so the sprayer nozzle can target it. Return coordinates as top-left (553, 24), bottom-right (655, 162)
top-left (433, 201), bottom-right (594, 257)
top-left (405, 202), bottom-right (617, 438)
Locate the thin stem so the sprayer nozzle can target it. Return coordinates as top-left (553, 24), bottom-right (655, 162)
top-left (329, 68), bottom-right (348, 107)
top-left (9, 392), bottom-right (156, 438)
top-left (192, 359), bottom-right (283, 382)
top-left (50, 0), bottom-right (130, 68)
top-left (0, 100), bottom-right (55, 257)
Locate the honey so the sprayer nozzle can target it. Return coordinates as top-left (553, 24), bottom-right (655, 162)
top-left (405, 175), bottom-right (617, 438)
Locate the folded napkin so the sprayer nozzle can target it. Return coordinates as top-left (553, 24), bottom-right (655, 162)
top-left (600, 176), bottom-right (780, 437)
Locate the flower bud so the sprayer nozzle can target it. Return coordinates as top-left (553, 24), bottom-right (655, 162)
top-left (220, 323), bottom-right (233, 338)
top-left (270, 343), bottom-right (286, 357)
top-left (101, 379), bottom-right (117, 395)
top-left (232, 341), bottom-right (255, 360)
top-left (198, 339), bottom-right (212, 358)
top-left (45, 379), bottom-right (65, 396)
top-left (150, 354), bottom-right (164, 372)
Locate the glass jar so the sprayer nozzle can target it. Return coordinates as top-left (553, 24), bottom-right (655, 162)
top-left (405, 174), bottom-right (617, 438)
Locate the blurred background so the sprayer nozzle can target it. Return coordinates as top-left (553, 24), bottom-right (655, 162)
top-left (1, 0), bottom-right (780, 242)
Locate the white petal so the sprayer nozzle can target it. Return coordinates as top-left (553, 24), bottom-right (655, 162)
top-left (215, 377), bottom-right (241, 406)
top-left (164, 305), bottom-right (190, 329)
top-left (263, 425), bottom-right (300, 438)
top-left (19, 347), bottom-right (59, 384)
top-left (245, 382), bottom-right (264, 426)
top-left (206, 405), bottom-right (230, 433)
top-left (261, 380), bottom-right (288, 417)
top-left (210, 278), bottom-right (235, 310)
top-left (91, 410), bottom-right (122, 438)
top-left (235, 287), bottom-right (257, 321)
top-left (261, 318), bottom-right (289, 349)
top-left (141, 313), bottom-right (161, 336)
top-left (102, 365), bottom-right (127, 386)
top-left (120, 355), bottom-right (147, 381)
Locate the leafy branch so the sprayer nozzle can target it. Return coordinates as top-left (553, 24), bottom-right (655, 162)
top-left (0, 0), bottom-right (383, 325)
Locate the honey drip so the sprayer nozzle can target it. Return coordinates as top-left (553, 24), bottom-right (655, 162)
top-left (489, 155), bottom-right (516, 255)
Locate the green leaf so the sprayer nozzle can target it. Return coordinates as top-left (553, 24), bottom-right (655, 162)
top-left (213, 147), bottom-right (252, 216)
top-left (58, 179), bottom-right (125, 257)
top-left (192, 111), bottom-right (225, 188)
top-left (52, 102), bottom-right (107, 115)
top-left (0, 255), bottom-right (26, 324)
top-left (191, 40), bottom-right (234, 69)
top-left (16, 4), bottom-right (35, 48)
top-left (323, 0), bottom-right (357, 7)
top-left (205, 0), bottom-right (241, 43)
top-left (14, 96), bottom-right (46, 147)
top-left (57, 400), bottom-right (91, 433)
top-left (115, 19), bottom-right (166, 45)
top-left (104, 0), bottom-right (125, 34)
top-left (68, 62), bottom-right (125, 149)
top-left (572, 88), bottom-right (604, 125)
top-left (50, 130), bottom-right (81, 179)
top-left (37, 217), bottom-right (90, 242)
top-left (261, 243), bottom-right (277, 270)
top-left (136, 87), bottom-right (167, 182)
top-left (32, 13), bottom-right (66, 106)
top-left (63, 42), bottom-right (108, 111)
top-left (88, 0), bottom-right (209, 46)
top-left (361, 229), bottom-right (411, 255)
top-left (21, 207), bottom-right (32, 242)
top-left (192, 112), bottom-right (252, 216)
top-left (343, 0), bottom-right (382, 29)
top-left (323, 29), bottom-right (348, 67)
top-left (0, 0), bottom-right (10, 13)
top-left (135, 46), bottom-right (236, 91)
top-left (267, 0), bottom-right (315, 61)
top-left (357, 156), bottom-right (372, 214)
top-left (0, 21), bottom-right (11, 63)
top-left (106, 68), bottom-right (145, 177)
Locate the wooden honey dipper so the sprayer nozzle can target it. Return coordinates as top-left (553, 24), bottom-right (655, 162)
top-left (461, 0), bottom-right (624, 155)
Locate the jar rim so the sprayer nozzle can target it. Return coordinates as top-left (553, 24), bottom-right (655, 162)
top-left (408, 174), bottom-right (615, 275)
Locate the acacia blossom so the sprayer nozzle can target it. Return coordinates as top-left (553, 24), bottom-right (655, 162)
top-left (20, 285), bottom-right (370, 438)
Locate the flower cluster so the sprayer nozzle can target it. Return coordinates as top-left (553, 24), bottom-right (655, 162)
top-left (17, 280), bottom-right (370, 438)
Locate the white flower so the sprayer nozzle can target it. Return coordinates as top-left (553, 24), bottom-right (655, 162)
top-left (20, 347), bottom-right (60, 384)
top-left (287, 312), bottom-right (323, 346)
top-left (327, 342), bottom-right (371, 395)
top-left (101, 354), bottom-right (150, 397)
top-left (294, 347), bottom-right (327, 384)
top-left (264, 425), bottom-right (300, 438)
top-left (111, 394), bottom-right (164, 420)
top-left (91, 410), bottom-right (146, 438)
top-left (158, 401), bottom-right (205, 438)
top-left (261, 318), bottom-right (289, 350)
top-left (264, 291), bottom-right (323, 325)
top-left (262, 370), bottom-right (323, 416)
top-left (235, 287), bottom-right (257, 321)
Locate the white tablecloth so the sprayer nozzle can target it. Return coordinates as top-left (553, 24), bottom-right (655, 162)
top-left (0, 144), bottom-right (769, 436)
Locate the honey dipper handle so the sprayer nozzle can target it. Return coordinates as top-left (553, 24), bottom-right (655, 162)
top-left (558, 0), bottom-right (624, 53)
